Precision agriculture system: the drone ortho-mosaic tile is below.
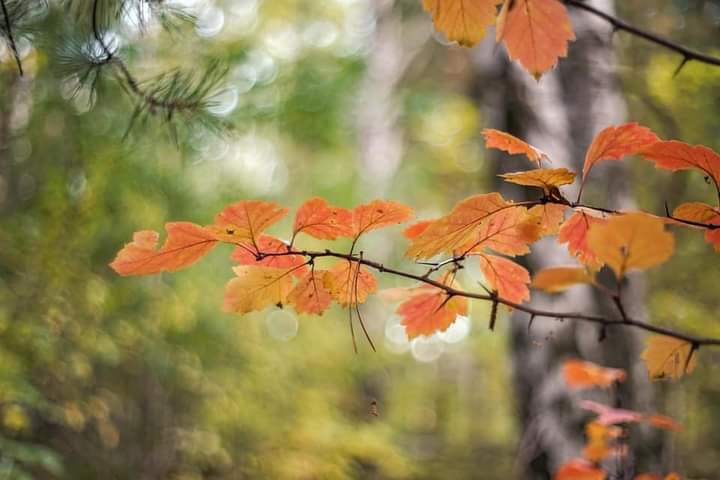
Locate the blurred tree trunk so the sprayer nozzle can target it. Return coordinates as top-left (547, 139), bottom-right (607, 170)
top-left (471, 2), bottom-right (661, 478)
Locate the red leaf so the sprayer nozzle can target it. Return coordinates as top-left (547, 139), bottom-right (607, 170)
top-left (211, 200), bottom-right (288, 244)
top-left (110, 222), bottom-right (218, 276)
top-left (231, 235), bottom-right (307, 277)
top-left (397, 272), bottom-right (468, 339)
top-left (496, 0), bottom-right (575, 79)
top-left (293, 197), bottom-right (353, 240)
top-left (641, 140), bottom-right (720, 195)
top-left (352, 199), bottom-right (413, 237)
top-left (555, 458), bottom-right (606, 480)
top-left (583, 123), bottom-right (659, 179)
top-left (558, 211), bottom-right (606, 269)
top-left (479, 254), bottom-right (530, 304)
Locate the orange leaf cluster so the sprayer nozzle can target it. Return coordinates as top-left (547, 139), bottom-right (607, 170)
top-left (423, 0), bottom-right (575, 79)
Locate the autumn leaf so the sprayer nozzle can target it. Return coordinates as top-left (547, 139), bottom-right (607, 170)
top-left (582, 123), bottom-right (659, 180)
top-left (231, 235), bottom-right (307, 277)
top-left (288, 270), bottom-right (333, 315)
top-left (647, 414), bottom-right (683, 432)
top-left (479, 254), bottom-right (530, 304)
top-left (673, 202), bottom-right (720, 252)
top-left (641, 335), bottom-right (698, 381)
top-left (580, 400), bottom-right (643, 426)
top-left (397, 272), bottom-right (468, 339)
top-left (562, 359), bottom-right (626, 389)
top-left (482, 128), bottom-right (549, 166)
top-left (406, 193), bottom-right (510, 259)
top-left (463, 205), bottom-right (542, 256)
top-left (558, 211), bottom-right (606, 269)
top-left (496, 0), bottom-right (575, 79)
top-left (499, 168), bottom-right (576, 191)
top-left (210, 200), bottom-right (288, 244)
top-left (403, 220), bottom-right (434, 240)
top-left (352, 199), bottom-right (413, 238)
top-left (555, 459), bottom-right (606, 480)
top-left (223, 266), bottom-right (295, 314)
top-left (292, 197), bottom-right (353, 240)
top-left (528, 203), bottom-right (566, 236)
top-left (583, 421), bottom-right (620, 463)
top-left (323, 260), bottom-right (378, 306)
top-left (110, 222), bottom-right (218, 276)
top-left (532, 267), bottom-right (594, 293)
top-left (587, 213), bottom-right (675, 279)
top-left (422, 0), bottom-right (501, 47)
top-left (641, 140), bottom-right (720, 195)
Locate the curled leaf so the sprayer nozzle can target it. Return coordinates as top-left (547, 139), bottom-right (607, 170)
top-left (483, 128), bottom-right (549, 166)
top-left (499, 168), bottom-right (576, 191)
top-left (641, 140), bottom-right (720, 195)
top-left (673, 202), bottom-right (720, 252)
top-left (562, 359), bottom-right (626, 389)
top-left (582, 123), bottom-right (659, 180)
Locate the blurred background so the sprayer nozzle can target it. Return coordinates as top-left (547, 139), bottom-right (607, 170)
top-left (0, 0), bottom-right (719, 478)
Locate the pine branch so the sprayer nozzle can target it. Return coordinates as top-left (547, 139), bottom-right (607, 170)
top-left (564, 0), bottom-right (720, 75)
top-left (1, 0), bottom-right (24, 75)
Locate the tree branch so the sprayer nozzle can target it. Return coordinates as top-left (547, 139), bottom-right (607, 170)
top-left (255, 248), bottom-right (720, 348)
top-left (564, 0), bottom-right (720, 73)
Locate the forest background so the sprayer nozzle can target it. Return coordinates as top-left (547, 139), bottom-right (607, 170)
top-left (1, 1), bottom-right (719, 479)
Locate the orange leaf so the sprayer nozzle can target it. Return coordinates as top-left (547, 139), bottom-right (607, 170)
top-left (323, 260), bottom-right (378, 306)
top-left (231, 235), bottom-right (307, 277)
top-left (223, 266), bottom-right (295, 314)
top-left (397, 272), bottom-right (468, 339)
top-left (406, 193), bottom-right (510, 259)
top-left (673, 202), bottom-right (720, 252)
top-left (641, 335), bottom-right (698, 381)
top-left (496, 0), bottom-right (575, 79)
top-left (558, 211), bottom-right (606, 269)
top-left (499, 168), bottom-right (576, 191)
top-left (582, 123), bottom-right (659, 180)
top-left (483, 128), bottom-right (549, 166)
top-left (583, 421), bottom-right (619, 462)
top-left (211, 200), bottom-right (288, 244)
top-left (293, 197), bottom-right (353, 240)
top-left (642, 140), bottom-right (720, 195)
top-left (423, 0), bottom-right (501, 47)
top-left (587, 213), bottom-right (675, 279)
top-left (555, 459), bottom-right (606, 480)
top-left (288, 270), bottom-right (333, 315)
top-left (562, 358), bottom-right (626, 389)
top-left (665, 473), bottom-right (682, 480)
top-left (110, 222), bottom-right (218, 276)
top-left (647, 414), bottom-right (683, 432)
top-left (403, 220), bottom-right (434, 240)
top-left (532, 267), bottom-right (594, 293)
top-left (479, 254), bottom-right (530, 304)
top-left (464, 205), bottom-right (542, 256)
top-left (634, 475), bottom-right (662, 480)
top-left (352, 199), bottom-right (413, 238)
top-left (528, 203), bottom-right (566, 236)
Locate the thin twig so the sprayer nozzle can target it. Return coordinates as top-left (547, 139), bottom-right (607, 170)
top-left (564, 0), bottom-right (720, 72)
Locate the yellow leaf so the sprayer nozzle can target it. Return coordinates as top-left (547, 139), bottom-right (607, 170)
top-left (483, 128), bottom-right (549, 166)
top-left (499, 168), bottom-right (576, 191)
top-left (587, 213), bottom-right (674, 279)
top-left (223, 266), bottom-right (295, 314)
top-left (641, 335), bottom-right (698, 381)
top-left (532, 267), bottom-right (594, 293)
top-left (423, 0), bottom-right (502, 47)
